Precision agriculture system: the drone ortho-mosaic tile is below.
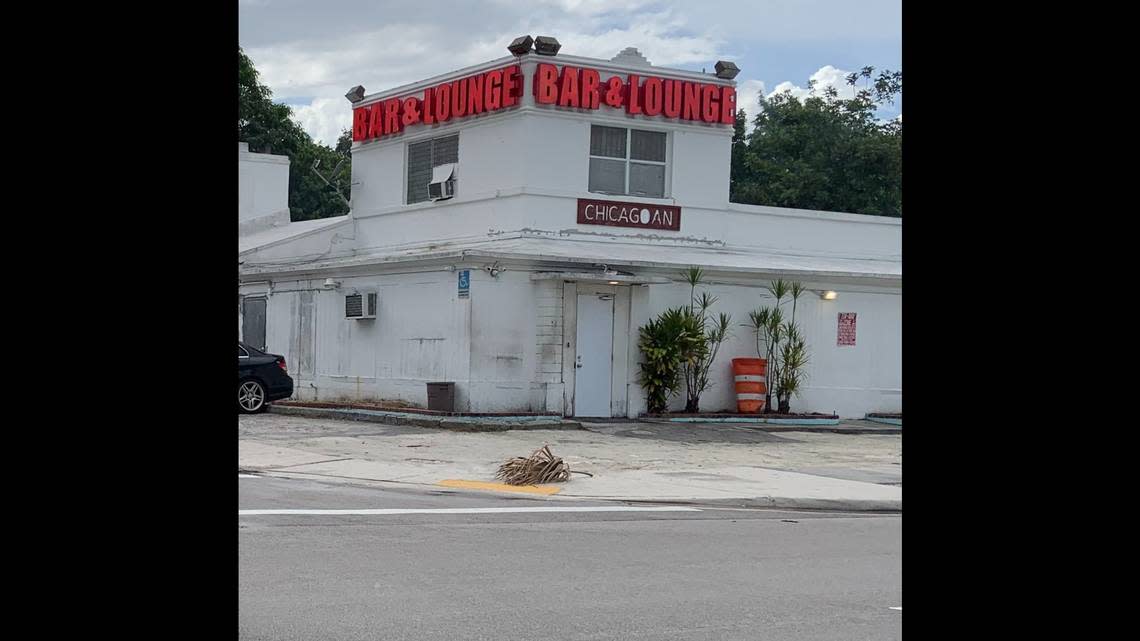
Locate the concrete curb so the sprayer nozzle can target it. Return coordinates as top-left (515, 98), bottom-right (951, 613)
top-left (662, 416), bottom-right (841, 426)
top-left (246, 469), bottom-right (901, 514)
top-left (634, 419), bottom-right (900, 435)
top-left (610, 496), bottom-right (902, 513)
top-left (738, 424), bottom-right (901, 435)
top-left (267, 404), bottom-right (584, 432)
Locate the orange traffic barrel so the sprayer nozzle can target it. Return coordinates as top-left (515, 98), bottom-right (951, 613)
top-left (732, 358), bottom-right (767, 413)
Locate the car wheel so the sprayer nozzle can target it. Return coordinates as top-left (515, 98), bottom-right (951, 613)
top-left (239, 379), bottom-right (267, 414)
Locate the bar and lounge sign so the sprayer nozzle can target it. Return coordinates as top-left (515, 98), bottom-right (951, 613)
top-left (352, 63), bottom-right (734, 143)
top-left (577, 198), bottom-right (681, 231)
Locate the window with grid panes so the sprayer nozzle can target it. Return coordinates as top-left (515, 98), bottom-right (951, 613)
top-left (588, 126), bottom-right (667, 198)
top-left (406, 134), bottom-right (459, 204)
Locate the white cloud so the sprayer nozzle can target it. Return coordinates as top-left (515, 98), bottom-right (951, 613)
top-left (246, 24), bottom-right (441, 100)
top-left (768, 65), bottom-right (860, 101)
top-left (488, 0), bottom-right (656, 14)
top-left (239, 1), bottom-right (899, 146)
top-left (735, 79), bottom-right (766, 111)
top-left (763, 65), bottom-right (901, 124)
top-left (541, 18), bottom-right (722, 67)
top-left (247, 11), bottom-right (729, 145)
top-left (291, 98), bottom-right (352, 148)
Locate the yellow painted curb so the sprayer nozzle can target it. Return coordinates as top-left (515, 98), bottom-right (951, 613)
top-left (437, 479), bottom-right (562, 495)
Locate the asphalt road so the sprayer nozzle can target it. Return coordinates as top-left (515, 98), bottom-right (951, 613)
top-left (239, 475), bottom-right (901, 641)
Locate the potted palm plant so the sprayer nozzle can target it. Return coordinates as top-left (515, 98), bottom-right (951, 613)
top-left (749, 280), bottom-right (811, 414)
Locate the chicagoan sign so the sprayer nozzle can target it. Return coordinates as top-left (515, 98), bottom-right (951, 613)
top-left (577, 198), bottom-right (681, 231)
top-left (353, 63), bottom-right (735, 142)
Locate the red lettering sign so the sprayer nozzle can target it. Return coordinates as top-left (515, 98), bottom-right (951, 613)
top-left (402, 97), bottom-right (421, 126)
top-left (468, 74), bottom-right (484, 114)
top-left (581, 68), bottom-right (600, 109)
top-left (604, 76), bottom-right (624, 107)
top-left (485, 69), bottom-right (503, 110)
top-left (535, 63), bottom-right (558, 104)
top-left (384, 98), bottom-right (401, 134)
top-left (352, 107), bottom-right (369, 140)
top-left (435, 83), bottom-right (451, 122)
top-left (351, 64), bottom-right (524, 142)
top-left (626, 74), bottom-right (642, 115)
top-left (663, 79), bottom-right (682, 118)
top-left (368, 103), bottom-right (384, 138)
top-left (682, 81), bottom-right (701, 120)
top-left (643, 77), bottom-right (663, 116)
top-left (350, 63), bottom-right (734, 143)
top-left (719, 85), bottom-right (736, 125)
top-left (422, 87), bottom-right (435, 125)
top-left (450, 79), bottom-right (467, 117)
top-left (502, 65), bottom-right (522, 107)
top-left (576, 198), bottom-right (682, 231)
top-left (558, 65), bottom-right (580, 108)
top-left (701, 84), bottom-right (719, 123)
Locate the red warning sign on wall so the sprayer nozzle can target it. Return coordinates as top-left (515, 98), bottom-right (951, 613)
top-left (837, 313), bottom-right (857, 346)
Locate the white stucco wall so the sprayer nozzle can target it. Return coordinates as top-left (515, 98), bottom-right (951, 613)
top-left (468, 270), bottom-right (544, 412)
top-left (341, 190), bottom-right (899, 269)
top-left (348, 53), bottom-right (734, 222)
top-left (260, 267), bottom-right (572, 413)
top-left (350, 110), bottom-right (722, 219)
top-left (241, 50), bottom-right (901, 419)
top-left (239, 144), bottom-right (290, 226)
top-left (256, 263), bottom-right (900, 417)
top-left (626, 278), bottom-right (901, 418)
top-left (264, 269), bottom-right (475, 409)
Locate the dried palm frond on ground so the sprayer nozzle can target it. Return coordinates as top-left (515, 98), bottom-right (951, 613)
top-left (495, 445), bottom-right (593, 485)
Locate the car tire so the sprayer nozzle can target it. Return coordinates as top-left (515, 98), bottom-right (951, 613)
top-left (238, 379), bottom-right (267, 414)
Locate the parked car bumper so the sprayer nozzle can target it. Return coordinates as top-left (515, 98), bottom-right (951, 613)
top-left (266, 379), bottom-right (294, 402)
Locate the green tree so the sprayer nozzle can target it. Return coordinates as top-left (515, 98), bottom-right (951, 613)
top-left (336, 129), bottom-right (353, 155)
top-left (239, 47), bottom-right (350, 221)
top-left (729, 108), bottom-right (751, 203)
top-left (732, 68), bottom-right (902, 217)
top-left (679, 267), bottom-right (732, 413)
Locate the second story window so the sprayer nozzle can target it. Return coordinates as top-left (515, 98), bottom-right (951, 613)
top-left (588, 125), bottom-right (667, 198)
top-left (407, 134), bottom-right (459, 204)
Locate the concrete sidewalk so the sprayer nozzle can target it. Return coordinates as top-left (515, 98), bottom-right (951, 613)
top-left (239, 414), bottom-right (902, 512)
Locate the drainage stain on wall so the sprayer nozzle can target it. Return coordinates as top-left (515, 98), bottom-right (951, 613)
top-left (400, 338), bottom-right (446, 379)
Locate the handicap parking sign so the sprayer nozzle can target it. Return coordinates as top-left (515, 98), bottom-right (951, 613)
top-left (458, 270), bottom-right (470, 298)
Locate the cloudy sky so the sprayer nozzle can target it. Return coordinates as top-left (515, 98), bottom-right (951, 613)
top-left (239, 0), bottom-right (901, 147)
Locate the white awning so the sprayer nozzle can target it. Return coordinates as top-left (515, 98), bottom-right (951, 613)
top-left (529, 271), bottom-right (671, 285)
top-left (431, 163), bottom-right (456, 184)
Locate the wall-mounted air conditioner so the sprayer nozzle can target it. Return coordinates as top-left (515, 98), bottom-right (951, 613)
top-left (429, 163), bottom-right (456, 201)
top-left (345, 290), bottom-right (378, 320)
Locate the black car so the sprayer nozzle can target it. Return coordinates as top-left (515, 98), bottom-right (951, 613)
top-left (238, 342), bottom-right (293, 413)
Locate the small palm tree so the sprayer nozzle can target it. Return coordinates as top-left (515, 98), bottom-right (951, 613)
top-left (679, 267), bottom-right (731, 412)
top-left (789, 281), bottom-right (806, 326)
top-left (749, 303), bottom-right (784, 413)
top-left (638, 307), bottom-right (704, 413)
top-left (751, 280), bottom-right (812, 414)
top-left (776, 328), bottom-right (810, 413)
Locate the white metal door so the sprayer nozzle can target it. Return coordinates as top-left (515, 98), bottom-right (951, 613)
top-left (574, 293), bottom-right (614, 417)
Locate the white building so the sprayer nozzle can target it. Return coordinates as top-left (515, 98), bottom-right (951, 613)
top-left (238, 42), bottom-right (901, 419)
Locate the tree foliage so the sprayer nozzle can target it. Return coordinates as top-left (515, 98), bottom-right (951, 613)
top-left (638, 307), bottom-right (706, 414)
top-left (749, 280), bottom-right (812, 414)
top-left (239, 47), bottom-right (351, 221)
top-left (679, 267), bottom-right (732, 413)
top-left (731, 67), bottom-right (902, 217)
